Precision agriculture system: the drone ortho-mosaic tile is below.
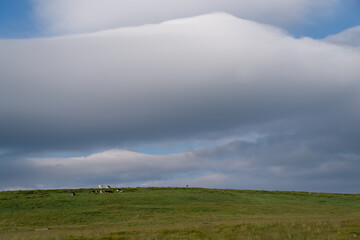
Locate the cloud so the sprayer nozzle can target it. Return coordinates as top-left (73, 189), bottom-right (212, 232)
top-left (1, 13), bottom-right (359, 152)
top-left (32, 0), bottom-right (337, 35)
top-left (1, 13), bottom-right (360, 192)
top-left (324, 25), bottom-right (360, 47)
top-left (3, 132), bottom-right (360, 193)
top-left (29, 149), bottom-right (201, 176)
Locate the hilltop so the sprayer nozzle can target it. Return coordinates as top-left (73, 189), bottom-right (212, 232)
top-left (1, 187), bottom-right (360, 239)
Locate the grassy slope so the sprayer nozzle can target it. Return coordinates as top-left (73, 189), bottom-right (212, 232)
top-left (0, 187), bottom-right (360, 239)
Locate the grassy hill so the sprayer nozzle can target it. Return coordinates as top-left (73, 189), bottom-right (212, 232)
top-left (0, 187), bottom-right (360, 239)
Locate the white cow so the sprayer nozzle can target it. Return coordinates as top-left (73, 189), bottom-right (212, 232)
top-left (99, 185), bottom-right (104, 188)
top-left (106, 185), bottom-right (111, 189)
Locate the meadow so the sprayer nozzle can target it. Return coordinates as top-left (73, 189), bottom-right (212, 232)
top-left (0, 187), bottom-right (359, 239)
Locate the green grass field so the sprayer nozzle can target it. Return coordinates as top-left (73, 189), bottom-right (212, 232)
top-left (0, 187), bottom-right (360, 239)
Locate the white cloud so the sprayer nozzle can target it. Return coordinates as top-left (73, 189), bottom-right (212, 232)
top-left (323, 25), bottom-right (360, 48)
top-left (30, 149), bottom-right (202, 175)
top-left (32, 0), bottom-right (337, 35)
top-left (1, 13), bottom-right (359, 152)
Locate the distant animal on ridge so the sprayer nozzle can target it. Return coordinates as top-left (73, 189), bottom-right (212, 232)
top-left (99, 185), bottom-right (103, 188)
top-left (106, 185), bottom-right (111, 189)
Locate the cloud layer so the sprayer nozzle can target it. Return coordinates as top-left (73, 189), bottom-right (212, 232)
top-left (1, 13), bottom-right (360, 192)
top-left (6, 131), bottom-right (360, 193)
top-left (32, 0), bottom-right (337, 35)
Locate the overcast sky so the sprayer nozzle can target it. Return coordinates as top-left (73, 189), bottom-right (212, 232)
top-left (0, 0), bottom-right (360, 193)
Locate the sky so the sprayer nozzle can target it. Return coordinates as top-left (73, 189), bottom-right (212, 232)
top-left (0, 0), bottom-right (360, 193)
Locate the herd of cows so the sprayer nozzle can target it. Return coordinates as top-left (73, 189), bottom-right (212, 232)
top-left (70, 185), bottom-right (124, 196)
top-left (70, 184), bottom-right (190, 196)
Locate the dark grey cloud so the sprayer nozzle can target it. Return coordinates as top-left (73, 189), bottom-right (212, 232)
top-left (2, 130), bottom-right (359, 192)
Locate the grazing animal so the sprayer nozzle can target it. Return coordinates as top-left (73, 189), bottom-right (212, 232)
top-left (106, 185), bottom-right (111, 189)
top-left (99, 185), bottom-right (103, 188)
top-left (35, 227), bottom-right (51, 231)
top-left (71, 192), bottom-right (76, 196)
top-left (186, 185), bottom-right (189, 188)
top-left (116, 189), bottom-right (123, 193)
top-left (104, 190), bottom-right (113, 193)
top-left (91, 190), bottom-right (99, 193)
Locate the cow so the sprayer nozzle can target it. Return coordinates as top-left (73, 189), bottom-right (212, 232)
top-left (99, 185), bottom-right (104, 188)
top-left (106, 185), bottom-right (111, 189)
top-left (116, 189), bottom-right (123, 193)
top-left (71, 192), bottom-right (76, 196)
